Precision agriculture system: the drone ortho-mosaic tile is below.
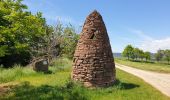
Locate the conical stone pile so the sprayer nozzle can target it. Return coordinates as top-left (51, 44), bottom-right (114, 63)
top-left (71, 10), bottom-right (116, 87)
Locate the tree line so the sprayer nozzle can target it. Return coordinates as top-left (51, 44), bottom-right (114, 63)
top-left (0, 0), bottom-right (79, 67)
top-left (122, 45), bottom-right (151, 61)
top-left (122, 45), bottom-right (170, 64)
top-left (154, 49), bottom-right (170, 64)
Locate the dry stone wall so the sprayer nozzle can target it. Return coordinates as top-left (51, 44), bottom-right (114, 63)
top-left (71, 10), bottom-right (116, 87)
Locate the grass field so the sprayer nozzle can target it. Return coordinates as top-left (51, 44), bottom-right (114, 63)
top-left (0, 57), bottom-right (170, 100)
top-left (115, 58), bottom-right (170, 73)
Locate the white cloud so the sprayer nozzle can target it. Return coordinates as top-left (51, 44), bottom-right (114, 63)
top-left (140, 38), bottom-right (170, 53)
top-left (130, 29), bottom-right (170, 53)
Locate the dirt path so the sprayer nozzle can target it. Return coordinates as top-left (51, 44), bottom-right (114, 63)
top-left (116, 63), bottom-right (170, 97)
top-left (0, 82), bottom-right (18, 96)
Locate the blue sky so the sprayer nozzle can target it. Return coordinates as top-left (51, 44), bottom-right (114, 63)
top-left (23, 0), bottom-right (170, 53)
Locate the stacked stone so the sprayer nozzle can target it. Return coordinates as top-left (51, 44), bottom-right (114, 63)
top-left (71, 10), bottom-right (116, 87)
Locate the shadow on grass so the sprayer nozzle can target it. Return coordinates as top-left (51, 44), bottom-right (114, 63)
top-left (44, 70), bottom-right (53, 74)
top-left (2, 81), bottom-right (89, 100)
top-left (130, 60), bottom-right (155, 64)
top-left (1, 80), bottom-right (140, 100)
top-left (112, 79), bottom-right (140, 90)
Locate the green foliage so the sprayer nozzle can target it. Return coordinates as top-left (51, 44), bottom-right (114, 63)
top-left (122, 45), bottom-right (134, 60)
top-left (155, 50), bottom-right (164, 62)
top-left (133, 48), bottom-right (140, 60)
top-left (43, 22), bottom-right (79, 60)
top-left (0, 0), bottom-right (46, 66)
top-left (122, 45), bottom-right (170, 65)
top-left (51, 23), bottom-right (79, 59)
top-left (61, 25), bottom-right (79, 59)
top-left (154, 49), bottom-right (170, 64)
top-left (164, 50), bottom-right (170, 64)
top-left (138, 49), bottom-right (144, 60)
top-left (122, 45), bottom-right (151, 62)
top-left (133, 48), bottom-right (146, 60)
top-left (144, 51), bottom-right (151, 61)
top-left (0, 0), bottom-right (79, 67)
top-left (0, 45), bottom-right (8, 57)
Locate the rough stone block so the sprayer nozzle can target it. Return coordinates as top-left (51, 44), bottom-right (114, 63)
top-left (33, 59), bottom-right (48, 72)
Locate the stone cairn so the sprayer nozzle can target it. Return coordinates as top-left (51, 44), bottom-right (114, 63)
top-left (71, 10), bottom-right (116, 87)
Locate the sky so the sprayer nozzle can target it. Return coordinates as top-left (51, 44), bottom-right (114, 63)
top-left (23, 0), bottom-right (170, 53)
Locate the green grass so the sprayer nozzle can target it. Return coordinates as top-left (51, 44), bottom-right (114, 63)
top-left (0, 65), bottom-right (39, 84)
top-left (0, 57), bottom-right (170, 100)
top-left (115, 58), bottom-right (170, 73)
top-left (0, 57), bottom-right (72, 84)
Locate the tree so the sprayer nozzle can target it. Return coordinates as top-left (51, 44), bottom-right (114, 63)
top-left (133, 48), bottom-right (140, 60)
top-left (122, 45), bottom-right (134, 60)
top-left (155, 50), bottom-right (164, 62)
top-left (144, 51), bottom-right (151, 61)
top-left (164, 50), bottom-right (170, 64)
top-left (60, 24), bottom-right (79, 59)
top-left (0, 0), bottom-right (80, 67)
top-left (42, 21), bottom-right (64, 63)
top-left (0, 0), bottom-right (46, 67)
top-left (138, 49), bottom-right (144, 61)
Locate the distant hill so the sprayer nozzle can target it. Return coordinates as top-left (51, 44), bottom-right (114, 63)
top-left (113, 53), bottom-right (122, 58)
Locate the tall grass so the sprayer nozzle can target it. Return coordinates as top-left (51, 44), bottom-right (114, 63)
top-left (49, 57), bottom-right (72, 72)
top-left (0, 57), bottom-right (72, 84)
top-left (0, 65), bottom-right (38, 83)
